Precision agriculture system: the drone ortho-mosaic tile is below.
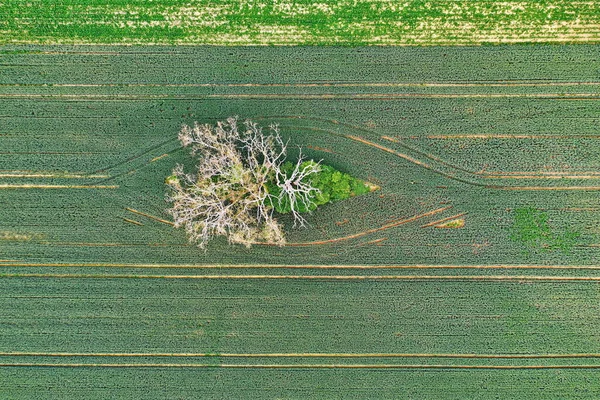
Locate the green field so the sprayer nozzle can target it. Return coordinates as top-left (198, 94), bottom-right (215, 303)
top-left (2, 45), bottom-right (600, 398)
top-left (1, 0), bottom-right (599, 45)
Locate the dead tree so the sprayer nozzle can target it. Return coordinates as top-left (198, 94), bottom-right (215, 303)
top-left (166, 117), bottom-right (321, 249)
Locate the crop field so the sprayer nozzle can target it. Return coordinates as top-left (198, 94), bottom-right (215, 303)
top-left (1, 45), bottom-right (600, 398)
top-left (1, 0), bottom-right (600, 45)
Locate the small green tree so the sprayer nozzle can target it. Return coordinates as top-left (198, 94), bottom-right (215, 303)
top-left (266, 161), bottom-right (370, 214)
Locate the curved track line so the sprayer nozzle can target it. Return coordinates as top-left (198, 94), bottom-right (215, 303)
top-left (276, 117), bottom-right (502, 182)
top-left (271, 117), bottom-right (600, 187)
top-left (2, 274), bottom-right (600, 281)
top-left (278, 122), bottom-right (483, 187)
top-left (1, 363), bottom-right (600, 369)
top-left (4, 352), bottom-right (600, 359)
top-left (342, 132), bottom-right (600, 190)
top-left (356, 133), bottom-right (600, 185)
top-left (270, 206), bottom-right (451, 247)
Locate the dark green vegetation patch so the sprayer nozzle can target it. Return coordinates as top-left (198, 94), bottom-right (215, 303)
top-left (511, 207), bottom-right (580, 254)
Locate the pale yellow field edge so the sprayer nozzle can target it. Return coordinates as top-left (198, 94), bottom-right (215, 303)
top-left (8, 34), bottom-right (600, 47)
top-left (4, 352), bottom-right (600, 359)
top-left (0, 184), bottom-right (118, 189)
top-left (3, 274), bottom-right (600, 282)
top-left (2, 363), bottom-right (600, 369)
top-left (1, 262), bottom-right (600, 270)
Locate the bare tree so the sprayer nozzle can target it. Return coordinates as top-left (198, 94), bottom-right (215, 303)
top-left (166, 117), bottom-right (321, 249)
top-left (273, 149), bottom-right (321, 227)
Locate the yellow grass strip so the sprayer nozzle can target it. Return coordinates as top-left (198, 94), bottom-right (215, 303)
top-left (421, 213), bottom-right (467, 228)
top-left (381, 135), bottom-right (399, 143)
top-left (0, 184), bottom-right (118, 189)
top-left (4, 352), bottom-right (600, 359)
top-left (1, 363), bottom-right (600, 369)
top-left (283, 206), bottom-right (451, 246)
top-left (150, 154), bottom-right (169, 162)
top-left (2, 262), bottom-right (600, 270)
top-left (121, 218), bottom-right (143, 227)
top-left (125, 208), bottom-right (174, 226)
top-left (3, 274), bottom-right (600, 282)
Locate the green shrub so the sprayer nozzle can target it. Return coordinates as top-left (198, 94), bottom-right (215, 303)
top-left (266, 161), bottom-right (371, 215)
top-left (510, 207), bottom-right (580, 253)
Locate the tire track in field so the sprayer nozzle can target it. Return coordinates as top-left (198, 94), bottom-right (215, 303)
top-left (3, 274), bottom-right (600, 281)
top-left (4, 352), bottom-right (600, 359)
top-left (3, 82), bottom-right (600, 88)
top-left (91, 137), bottom-right (181, 180)
top-left (23, 206), bottom-right (451, 248)
top-left (273, 116), bottom-right (600, 183)
top-left (2, 93), bottom-right (600, 100)
top-left (2, 262), bottom-right (600, 270)
top-left (427, 134), bottom-right (600, 140)
top-left (260, 206), bottom-right (452, 247)
top-left (0, 172), bottom-right (109, 179)
top-left (125, 208), bottom-right (174, 226)
top-left (1, 362), bottom-right (600, 369)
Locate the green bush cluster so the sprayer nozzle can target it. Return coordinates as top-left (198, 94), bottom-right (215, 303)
top-left (266, 161), bottom-right (371, 214)
top-left (510, 207), bottom-right (580, 253)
